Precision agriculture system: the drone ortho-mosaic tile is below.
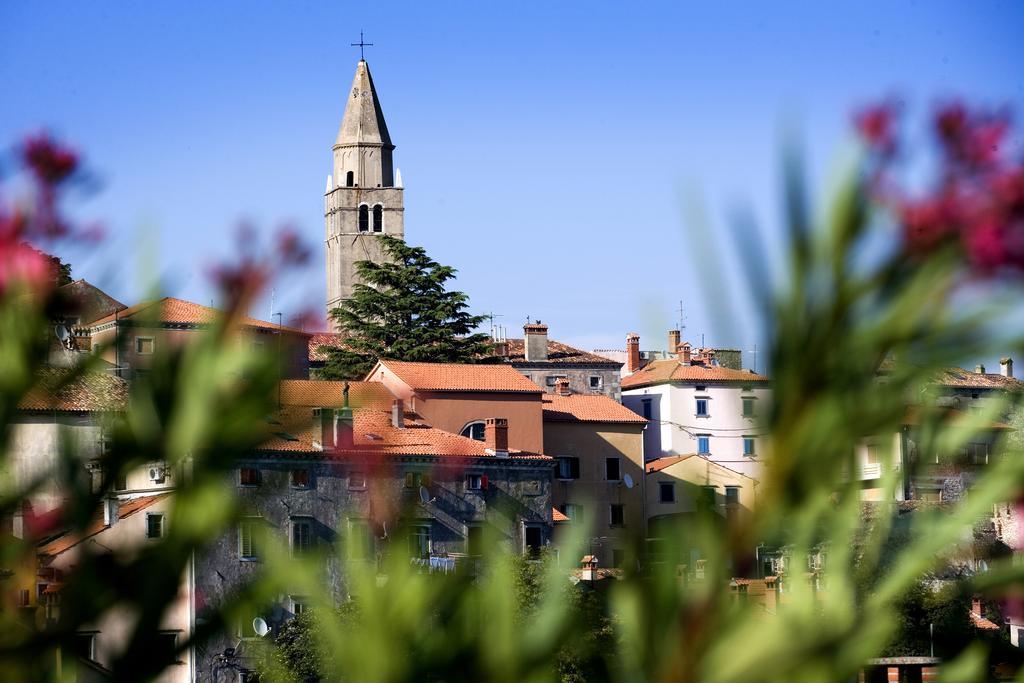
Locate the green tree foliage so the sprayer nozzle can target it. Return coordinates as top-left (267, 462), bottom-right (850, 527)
top-left (321, 236), bottom-right (492, 379)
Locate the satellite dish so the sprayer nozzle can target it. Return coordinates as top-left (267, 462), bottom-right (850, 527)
top-left (252, 617), bottom-right (270, 638)
top-left (54, 324), bottom-right (70, 342)
top-left (419, 485), bottom-right (433, 504)
top-left (623, 474), bottom-right (634, 489)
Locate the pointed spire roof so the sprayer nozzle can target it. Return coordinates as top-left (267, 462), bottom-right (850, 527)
top-left (335, 60), bottom-right (392, 147)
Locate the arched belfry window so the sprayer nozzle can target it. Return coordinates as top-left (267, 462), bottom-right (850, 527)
top-left (372, 205), bottom-right (383, 233)
top-left (345, 171), bottom-right (354, 187)
top-left (358, 205), bottom-right (369, 232)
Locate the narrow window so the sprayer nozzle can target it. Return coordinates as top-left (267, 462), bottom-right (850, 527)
top-left (742, 397), bottom-right (755, 418)
top-left (560, 503), bottom-right (583, 522)
top-left (291, 596), bottom-right (307, 615)
top-left (372, 204), bottom-right (383, 232)
top-left (135, 336), bottom-right (154, 355)
top-left (347, 519), bottom-right (371, 560)
top-left (409, 525), bottom-right (430, 558)
top-left (404, 472), bottom-right (424, 489)
top-left (524, 525), bottom-right (542, 558)
top-left (556, 457), bottom-right (580, 480)
top-left (239, 517), bottom-right (260, 560)
top-left (358, 205), bottom-right (369, 232)
top-left (146, 513), bottom-right (164, 539)
top-left (697, 435), bottom-right (710, 454)
top-left (659, 482), bottom-right (676, 503)
top-left (157, 631), bottom-right (179, 664)
top-left (465, 473), bottom-right (483, 491)
top-left (696, 398), bottom-right (709, 417)
top-left (743, 437), bottom-right (756, 456)
top-left (345, 170), bottom-right (354, 187)
top-left (609, 504), bottom-right (625, 527)
top-left (349, 470), bottom-right (366, 490)
top-left (115, 472), bottom-right (127, 491)
top-left (467, 525), bottom-right (484, 556)
top-left (291, 469), bottom-right (310, 488)
top-left (73, 633), bottom-right (96, 661)
top-left (605, 457), bottom-right (621, 481)
top-left (725, 486), bottom-right (740, 509)
top-left (239, 467), bottom-right (261, 487)
top-left (700, 486), bottom-right (717, 509)
top-left (292, 518), bottom-right (313, 555)
top-left (641, 398), bottom-right (653, 420)
top-left (611, 548), bottom-right (624, 568)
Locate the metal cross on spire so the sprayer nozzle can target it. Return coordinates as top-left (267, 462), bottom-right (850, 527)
top-left (351, 30), bottom-right (373, 61)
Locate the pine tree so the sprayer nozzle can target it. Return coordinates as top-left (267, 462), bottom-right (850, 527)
top-left (320, 236), bottom-right (492, 380)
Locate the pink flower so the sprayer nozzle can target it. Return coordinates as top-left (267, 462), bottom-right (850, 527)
top-left (854, 103), bottom-right (898, 155)
top-left (963, 220), bottom-right (1007, 271)
top-left (22, 134), bottom-right (78, 185)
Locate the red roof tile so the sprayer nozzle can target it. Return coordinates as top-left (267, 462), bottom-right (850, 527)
top-left (373, 359), bottom-right (543, 393)
top-left (19, 368), bottom-right (128, 412)
top-left (279, 380), bottom-right (394, 410)
top-left (645, 455), bottom-right (696, 473)
top-left (38, 494), bottom-right (170, 556)
top-left (969, 611), bottom-right (1001, 631)
top-left (935, 367), bottom-right (1024, 390)
top-left (621, 359), bottom-right (768, 390)
top-left (542, 393), bottom-right (646, 424)
top-left (491, 338), bottom-right (622, 366)
top-left (552, 507), bottom-right (570, 522)
top-left (89, 297), bottom-right (308, 335)
top-left (308, 332), bottom-right (347, 362)
top-left (257, 407), bottom-right (550, 459)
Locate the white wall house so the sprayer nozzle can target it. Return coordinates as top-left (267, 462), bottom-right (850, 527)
top-left (620, 344), bottom-right (770, 479)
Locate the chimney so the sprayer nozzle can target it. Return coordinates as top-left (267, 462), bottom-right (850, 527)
top-left (103, 496), bottom-right (119, 527)
top-left (972, 597), bottom-right (983, 618)
top-left (337, 407), bottom-right (354, 449)
top-left (668, 330), bottom-right (681, 356)
top-left (320, 409), bottom-right (337, 451)
top-left (678, 341), bottom-right (692, 365)
top-left (554, 377), bottom-right (572, 396)
top-left (1001, 357), bottom-right (1013, 378)
top-left (580, 554), bottom-right (598, 582)
top-left (484, 417), bottom-right (509, 456)
top-left (391, 399), bottom-right (404, 428)
top-left (524, 322), bottom-right (549, 362)
top-left (976, 364), bottom-right (986, 374)
top-left (626, 333), bottom-right (641, 373)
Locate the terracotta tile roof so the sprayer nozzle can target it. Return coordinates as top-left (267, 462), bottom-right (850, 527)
top-left (19, 368), bottom-right (128, 412)
top-left (621, 359), bottom-right (768, 390)
top-left (89, 297), bottom-right (309, 335)
top-left (542, 393), bottom-right (646, 424)
top-left (37, 494), bottom-right (170, 556)
top-left (308, 332), bottom-right (346, 363)
top-left (278, 380), bottom-right (394, 410)
top-left (645, 455), bottom-right (696, 473)
top-left (374, 359), bottom-right (543, 393)
top-left (256, 407), bottom-right (550, 460)
top-left (969, 611), bottom-right (1001, 631)
top-left (935, 367), bottom-right (1024, 391)
top-left (490, 339), bottom-right (622, 367)
top-left (552, 507), bottom-right (570, 523)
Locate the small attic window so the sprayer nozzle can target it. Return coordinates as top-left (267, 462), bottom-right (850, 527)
top-left (358, 205), bottom-right (369, 232)
top-left (345, 171), bottom-right (354, 187)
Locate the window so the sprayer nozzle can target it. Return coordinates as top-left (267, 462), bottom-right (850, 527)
top-left (465, 473), bottom-right (484, 491)
top-left (659, 481), bottom-right (676, 503)
top-left (467, 525), bottom-right (484, 556)
top-left (699, 486), bottom-right (717, 509)
top-left (358, 204), bottom-right (369, 232)
top-left (589, 376), bottom-right (602, 390)
top-left (18, 588), bottom-right (30, 607)
top-left (697, 435), bottom-right (710, 454)
top-left (347, 519), bottom-right (372, 560)
top-left (404, 472), bottom-right (429, 488)
top-left (555, 456), bottom-right (580, 480)
top-left (73, 633), bottom-right (96, 661)
top-left (546, 375), bottom-right (567, 387)
top-left (611, 548), bottom-right (624, 568)
top-left (409, 525), bottom-right (430, 559)
top-left (115, 472), bottom-right (127, 491)
top-left (560, 503), bottom-right (584, 522)
top-left (460, 421), bottom-right (486, 441)
top-left (372, 204), bottom-right (383, 232)
top-left (157, 631), bottom-right (179, 664)
top-left (135, 336), bottom-right (154, 355)
top-left (725, 486), bottom-right (740, 510)
top-left (695, 385), bottom-right (706, 392)
top-left (291, 518), bottom-right (313, 555)
top-left (146, 513), bottom-right (164, 539)
top-left (964, 442), bottom-right (990, 465)
top-left (345, 170), bottom-right (354, 187)
top-left (743, 437), bottom-right (756, 457)
top-left (239, 517), bottom-right (261, 560)
top-left (239, 468), bottom-right (261, 487)
top-left (291, 469), bottom-right (310, 488)
top-left (696, 397), bottom-right (709, 417)
top-left (605, 457), bottom-right (621, 481)
top-left (609, 504), bottom-right (625, 527)
top-left (524, 525), bottom-right (542, 558)
top-left (291, 596), bottom-right (307, 615)
top-left (349, 470), bottom-right (366, 490)
top-left (742, 397), bottom-right (755, 418)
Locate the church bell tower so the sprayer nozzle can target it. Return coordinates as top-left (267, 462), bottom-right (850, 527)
top-left (324, 58), bottom-right (405, 328)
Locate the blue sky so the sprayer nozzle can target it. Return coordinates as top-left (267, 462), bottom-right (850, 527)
top-left (3, 2), bottom-right (1022, 367)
